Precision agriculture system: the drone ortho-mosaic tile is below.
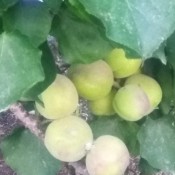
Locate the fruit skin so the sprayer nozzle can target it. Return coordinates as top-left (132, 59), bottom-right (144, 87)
top-left (113, 84), bottom-right (151, 121)
top-left (86, 135), bottom-right (130, 175)
top-left (44, 116), bottom-right (93, 162)
top-left (125, 74), bottom-right (162, 109)
top-left (35, 74), bottom-right (78, 119)
top-left (88, 89), bottom-right (116, 116)
top-left (67, 60), bottom-right (114, 100)
top-left (105, 48), bottom-right (142, 78)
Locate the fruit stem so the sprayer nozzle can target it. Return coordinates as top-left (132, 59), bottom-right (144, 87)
top-left (113, 80), bottom-right (121, 89)
top-left (78, 98), bottom-right (93, 121)
top-left (47, 35), bottom-right (70, 74)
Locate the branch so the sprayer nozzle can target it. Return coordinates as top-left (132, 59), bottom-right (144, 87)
top-left (9, 103), bottom-right (44, 140)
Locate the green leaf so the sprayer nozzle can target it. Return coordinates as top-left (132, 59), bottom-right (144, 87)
top-left (22, 43), bottom-right (57, 100)
top-left (0, 128), bottom-right (61, 175)
top-left (143, 58), bottom-right (175, 115)
top-left (138, 117), bottom-right (175, 172)
top-left (78, 0), bottom-right (175, 59)
top-left (0, 32), bottom-right (44, 111)
top-left (0, 17), bottom-right (3, 34)
top-left (166, 31), bottom-right (175, 61)
top-left (0, 0), bottom-right (19, 14)
top-left (166, 31), bottom-right (175, 70)
top-left (51, 5), bottom-right (114, 64)
top-left (139, 158), bottom-right (159, 175)
top-left (152, 43), bottom-right (167, 64)
top-left (3, 0), bottom-right (53, 47)
top-left (43, 0), bottom-right (62, 14)
top-left (89, 116), bottom-right (140, 155)
top-left (67, 0), bottom-right (92, 21)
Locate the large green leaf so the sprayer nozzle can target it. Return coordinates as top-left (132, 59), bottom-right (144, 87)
top-left (67, 0), bottom-right (92, 21)
top-left (22, 43), bottom-right (57, 100)
top-left (43, 0), bottom-right (63, 14)
top-left (139, 158), bottom-right (159, 175)
top-left (138, 117), bottom-right (175, 172)
top-left (51, 5), bottom-right (114, 64)
top-left (89, 116), bottom-right (140, 155)
top-left (165, 32), bottom-right (175, 115)
top-left (3, 0), bottom-right (53, 47)
top-left (0, 128), bottom-right (61, 175)
top-left (0, 32), bottom-right (44, 111)
top-left (0, 17), bottom-right (3, 34)
top-left (166, 31), bottom-right (175, 60)
top-left (166, 31), bottom-right (175, 70)
top-left (143, 58), bottom-right (175, 115)
top-left (0, 0), bottom-right (19, 14)
top-left (152, 43), bottom-right (167, 64)
top-left (78, 0), bottom-right (175, 59)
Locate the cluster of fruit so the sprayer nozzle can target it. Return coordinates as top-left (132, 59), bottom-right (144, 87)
top-left (35, 73), bottom-right (130, 175)
top-left (68, 48), bottom-right (162, 121)
top-left (35, 48), bottom-right (162, 175)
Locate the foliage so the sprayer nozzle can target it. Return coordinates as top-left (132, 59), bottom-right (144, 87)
top-left (0, 32), bottom-right (44, 110)
top-left (89, 116), bottom-right (140, 155)
top-left (138, 117), bottom-right (175, 172)
top-left (3, 0), bottom-right (53, 47)
top-left (78, 0), bottom-right (175, 58)
top-left (0, 128), bottom-right (62, 175)
top-left (1, 0), bottom-right (175, 174)
top-left (51, 5), bottom-right (114, 64)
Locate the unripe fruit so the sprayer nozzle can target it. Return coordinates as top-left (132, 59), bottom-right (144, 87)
top-left (86, 135), bottom-right (130, 175)
top-left (35, 74), bottom-right (78, 119)
top-left (88, 89), bottom-right (116, 116)
top-left (105, 48), bottom-right (142, 78)
top-left (125, 74), bottom-right (162, 109)
top-left (44, 116), bottom-right (93, 162)
top-left (113, 85), bottom-right (151, 121)
top-left (68, 60), bottom-right (114, 100)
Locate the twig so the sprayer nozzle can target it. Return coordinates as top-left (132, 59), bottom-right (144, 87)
top-left (9, 103), bottom-right (44, 141)
top-left (0, 111), bottom-right (20, 140)
top-left (47, 35), bottom-right (70, 74)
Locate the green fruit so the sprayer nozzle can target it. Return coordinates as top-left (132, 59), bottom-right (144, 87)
top-left (35, 74), bottom-right (78, 119)
top-left (88, 89), bottom-right (116, 116)
top-left (125, 74), bottom-right (162, 109)
top-left (86, 135), bottom-right (130, 175)
top-left (105, 48), bottom-right (142, 78)
top-left (113, 85), bottom-right (151, 121)
top-left (68, 60), bottom-right (114, 100)
top-left (44, 116), bottom-right (93, 162)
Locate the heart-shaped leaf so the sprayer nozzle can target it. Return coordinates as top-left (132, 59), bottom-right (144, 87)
top-left (0, 32), bottom-right (44, 111)
top-left (3, 0), bottom-right (53, 47)
top-left (0, 128), bottom-right (62, 175)
top-left (78, 0), bottom-right (175, 59)
top-left (138, 117), bottom-right (175, 172)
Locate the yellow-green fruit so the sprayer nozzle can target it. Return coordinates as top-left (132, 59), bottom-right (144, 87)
top-left (86, 135), bottom-right (130, 175)
top-left (44, 116), bottom-right (93, 162)
top-left (68, 60), bottom-right (114, 100)
top-left (88, 89), bottom-right (117, 116)
top-left (105, 48), bottom-right (142, 78)
top-left (35, 74), bottom-right (78, 119)
top-left (113, 85), bottom-right (151, 121)
top-left (125, 74), bottom-right (162, 109)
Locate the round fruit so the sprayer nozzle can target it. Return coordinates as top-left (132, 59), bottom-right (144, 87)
top-left (35, 74), bottom-right (78, 119)
top-left (88, 89), bottom-right (116, 116)
top-left (125, 74), bottom-right (162, 109)
top-left (44, 116), bottom-right (93, 162)
top-left (86, 135), bottom-right (130, 175)
top-left (113, 84), bottom-right (151, 121)
top-left (67, 60), bottom-right (114, 100)
top-left (105, 48), bottom-right (142, 78)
